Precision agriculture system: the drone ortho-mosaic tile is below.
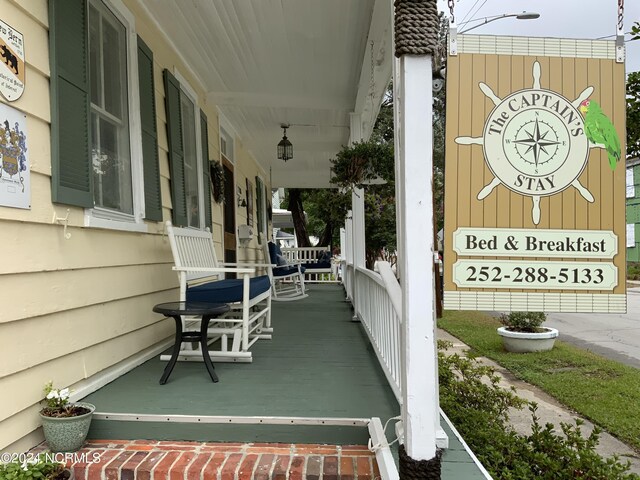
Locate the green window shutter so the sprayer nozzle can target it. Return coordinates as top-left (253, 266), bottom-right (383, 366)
top-left (137, 37), bottom-right (162, 221)
top-left (163, 69), bottom-right (187, 227)
top-left (255, 176), bottom-right (264, 243)
top-left (200, 110), bottom-right (212, 231)
top-left (49, 0), bottom-right (93, 207)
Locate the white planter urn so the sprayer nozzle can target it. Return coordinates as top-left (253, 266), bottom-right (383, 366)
top-left (497, 327), bottom-right (559, 353)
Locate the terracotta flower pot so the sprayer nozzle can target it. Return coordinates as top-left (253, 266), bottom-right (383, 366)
top-left (40, 402), bottom-right (95, 453)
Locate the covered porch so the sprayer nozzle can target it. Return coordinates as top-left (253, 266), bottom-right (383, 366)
top-left (74, 285), bottom-right (486, 478)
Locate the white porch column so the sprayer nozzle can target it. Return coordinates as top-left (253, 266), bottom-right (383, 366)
top-left (351, 189), bottom-right (366, 269)
top-left (344, 211), bottom-right (354, 300)
top-left (396, 54), bottom-right (438, 460)
top-left (348, 113), bottom-right (366, 320)
top-left (349, 113), bottom-right (366, 270)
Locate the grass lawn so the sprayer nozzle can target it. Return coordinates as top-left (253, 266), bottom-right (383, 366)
top-left (438, 310), bottom-right (640, 451)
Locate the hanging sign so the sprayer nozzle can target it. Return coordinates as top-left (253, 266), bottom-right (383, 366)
top-left (0, 19), bottom-right (24, 101)
top-left (443, 35), bottom-right (626, 313)
top-left (0, 102), bottom-right (30, 209)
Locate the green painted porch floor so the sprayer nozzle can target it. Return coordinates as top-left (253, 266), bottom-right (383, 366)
top-left (81, 285), bottom-right (486, 478)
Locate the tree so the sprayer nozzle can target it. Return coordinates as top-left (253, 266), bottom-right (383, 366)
top-left (631, 21), bottom-right (640, 41)
top-left (304, 189), bottom-right (350, 248)
top-left (286, 188), bottom-right (312, 247)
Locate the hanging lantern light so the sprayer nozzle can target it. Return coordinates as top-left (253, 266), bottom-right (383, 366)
top-left (277, 124), bottom-right (293, 162)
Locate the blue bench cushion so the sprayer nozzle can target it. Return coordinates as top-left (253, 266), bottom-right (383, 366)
top-left (273, 265), bottom-right (306, 277)
top-left (186, 275), bottom-right (271, 304)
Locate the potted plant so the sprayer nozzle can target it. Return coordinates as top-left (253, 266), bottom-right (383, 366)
top-left (497, 311), bottom-right (559, 353)
top-left (0, 456), bottom-right (74, 479)
top-left (39, 383), bottom-right (95, 453)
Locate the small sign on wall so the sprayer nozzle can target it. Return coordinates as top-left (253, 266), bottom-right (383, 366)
top-left (0, 102), bottom-right (30, 209)
top-left (0, 19), bottom-right (24, 101)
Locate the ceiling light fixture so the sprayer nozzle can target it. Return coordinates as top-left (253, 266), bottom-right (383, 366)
top-left (277, 124), bottom-right (293, 162)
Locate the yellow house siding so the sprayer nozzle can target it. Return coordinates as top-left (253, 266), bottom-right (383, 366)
top-left (0, 0), bottom-right (269, 451)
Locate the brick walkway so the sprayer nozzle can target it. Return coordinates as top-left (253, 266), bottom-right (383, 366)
top-left (56, 440), bottom-right (380, 479)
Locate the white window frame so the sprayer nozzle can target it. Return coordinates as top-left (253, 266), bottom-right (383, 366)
top-left (174, 69), bottom-right (205, 230)
top-left (627, 167), bottom-right (635, 199)
top-left (84, 0), bottom-right (147, 233)
top-left (219, 126), bottom-right (235, 165)
top-left (218, 115), bottom-right (238, 249)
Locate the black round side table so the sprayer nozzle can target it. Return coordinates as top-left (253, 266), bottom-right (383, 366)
top-left (153, 301), bottom-right (230, 384)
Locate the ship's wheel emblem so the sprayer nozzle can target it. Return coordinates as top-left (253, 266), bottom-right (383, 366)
top-left (455, 61), bottom-right (607, 224)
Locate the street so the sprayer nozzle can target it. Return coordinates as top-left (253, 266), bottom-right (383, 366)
top-left (545, 286), bottom-right (640, 368)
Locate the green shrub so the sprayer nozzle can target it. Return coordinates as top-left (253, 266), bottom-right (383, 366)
top-left (0, 457), bottom-right (67, 480)
top-left (500, 311), bottom-right (547, 333)
top-left (438, 341), bottom-right (637, 479)
top-left (628, 262), bottom-right (640, 280)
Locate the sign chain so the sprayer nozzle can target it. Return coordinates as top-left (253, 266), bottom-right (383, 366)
top-left (448, 0), bottom-right (455, 25)
top-left (618, 0), bottom-right (624, 33)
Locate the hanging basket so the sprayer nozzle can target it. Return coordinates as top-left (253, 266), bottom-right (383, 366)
top-left (329, 141), bottom-right (393, 190)
top-left (210, 160), bottom-right (225, 204)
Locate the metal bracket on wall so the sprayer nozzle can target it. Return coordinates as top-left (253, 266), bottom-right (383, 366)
top-left (449, 25), bottom-right (458, 56)
top-left (616, 35), bottom-right (625, 63)
top-left (52, 208), bottom-right (71, 239)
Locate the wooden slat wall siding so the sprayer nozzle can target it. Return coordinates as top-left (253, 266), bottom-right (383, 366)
top-left (483, 54), bottom-right (498, 228)
top-left (470, 54), bottom-right (486, 230)
top-left (443, 44), bottom-right (626, 311)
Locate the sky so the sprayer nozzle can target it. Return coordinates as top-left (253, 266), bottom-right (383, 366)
top-left (437, 0), bottom-right (640, 73)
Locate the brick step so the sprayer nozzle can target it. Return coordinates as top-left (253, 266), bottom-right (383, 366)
top-left (59, 440), bottom-right (380, 479)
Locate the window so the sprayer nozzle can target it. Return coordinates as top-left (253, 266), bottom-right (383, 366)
top-left (50, 0), bottom-right (162, 228)
top-left (180, 86), bottom-right (201, 228)
top-left (89, 0), bottom-right (133, 215)
top-left (220, 127), bottom-right (234, 161)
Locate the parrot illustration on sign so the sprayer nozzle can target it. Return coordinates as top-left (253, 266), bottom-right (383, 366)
top-left (579, 99), bottom-right (621, 170)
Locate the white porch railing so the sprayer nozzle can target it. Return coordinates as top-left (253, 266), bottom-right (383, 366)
top-left (343, 261), bottom-right (354, 301)
top-left (352, 264), bottom-right (402, 402)
top-left (281, 246), bottom-right (340, 283)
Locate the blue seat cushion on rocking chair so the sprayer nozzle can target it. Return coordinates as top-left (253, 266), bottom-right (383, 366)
top-left (273, 265), bottom-right (306, 277)
top-left (302, 261), bottom-right (331, 269)
top-left (186, 275), bottom-right (271, 304)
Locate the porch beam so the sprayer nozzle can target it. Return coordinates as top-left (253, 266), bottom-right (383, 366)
top-left (396, 53), bottom-right (438, 461)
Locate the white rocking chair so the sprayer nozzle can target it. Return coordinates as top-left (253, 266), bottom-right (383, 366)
top-left (264, 241), bottom-right (308, 301)
top-left (163, 221), bottom-right (272, 363)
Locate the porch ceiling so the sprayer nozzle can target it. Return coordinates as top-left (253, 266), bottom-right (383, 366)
top-left (139, 0), bottom-right (392, 188)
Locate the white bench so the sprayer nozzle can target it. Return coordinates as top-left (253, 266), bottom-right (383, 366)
top-left (163, 221), bottom-right (272, 363)
top-left (281, 246), bottom-right (338, 283)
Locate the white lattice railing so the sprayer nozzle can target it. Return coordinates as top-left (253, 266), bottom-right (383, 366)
top-left (353, 263), bottom-right (402, 402)
top-left (281, 246), bottom-right (340, 283)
